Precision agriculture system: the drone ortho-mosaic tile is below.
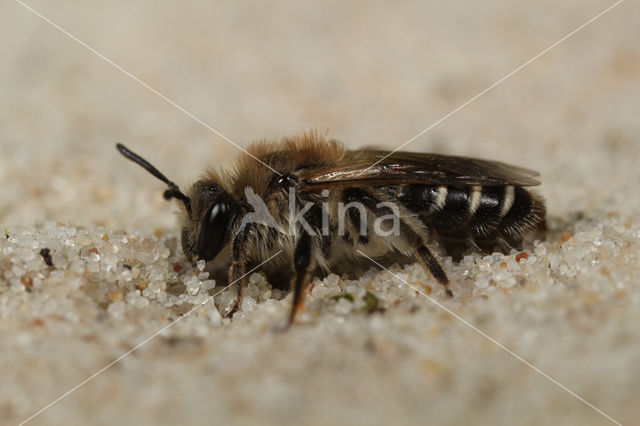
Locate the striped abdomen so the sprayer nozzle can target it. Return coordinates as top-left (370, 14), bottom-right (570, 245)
top-left (396, 184), bottom-right (546, 247)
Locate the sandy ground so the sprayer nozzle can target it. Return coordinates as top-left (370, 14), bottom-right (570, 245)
top-left (1, 1), bottom-right (639, 425)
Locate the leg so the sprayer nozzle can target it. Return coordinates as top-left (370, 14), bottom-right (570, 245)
top-left (496, 236), bottom-right (515, 253)
top-left (415, 244), bottom-right (452, 297)
top-left (227, 227), bottom-right (250, 317)
top-left (343, 187), bottom-right (453, 297)
top-left (288, 232), bottom-right (314, 326)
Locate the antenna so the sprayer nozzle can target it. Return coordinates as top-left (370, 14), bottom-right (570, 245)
top-left (116, 143), bottom-right (192, 215)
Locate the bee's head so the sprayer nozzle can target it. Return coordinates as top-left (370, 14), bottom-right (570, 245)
top-left (180, 179), bottom-right (234, 262)
top-left (116, 143), bottom-right (233, 263)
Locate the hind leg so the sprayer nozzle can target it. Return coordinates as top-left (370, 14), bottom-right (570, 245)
top-left (414, 243), bottom-right (452, 297)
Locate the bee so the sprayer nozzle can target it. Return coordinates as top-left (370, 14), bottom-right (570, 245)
top-left (117, 132), bottom-right (546, 325)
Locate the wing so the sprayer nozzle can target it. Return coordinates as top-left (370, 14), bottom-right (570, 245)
top-left (297, 150), bottom-right (540, 190)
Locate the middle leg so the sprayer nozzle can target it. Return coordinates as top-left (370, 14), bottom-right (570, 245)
top-left (288, 231), bottom-right (315, 326)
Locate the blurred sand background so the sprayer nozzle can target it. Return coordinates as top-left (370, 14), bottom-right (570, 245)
top-left (1, 1), bottom-right (639, 425)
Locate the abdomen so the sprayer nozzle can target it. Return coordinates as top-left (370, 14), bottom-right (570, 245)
top-left (395, 184), bottom-right (546, 250)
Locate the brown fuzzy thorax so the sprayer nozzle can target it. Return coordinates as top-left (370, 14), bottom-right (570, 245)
top-left (178, 132), bottom-right (345, 262)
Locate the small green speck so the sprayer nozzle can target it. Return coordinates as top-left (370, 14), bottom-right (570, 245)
top-left (332, 292), bottom-right (354, 303)
top-left (362, 291), bottom-right (385, 315)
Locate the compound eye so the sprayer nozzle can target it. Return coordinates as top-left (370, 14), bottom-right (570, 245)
top-left (197, 202), bottom-right (230, 261)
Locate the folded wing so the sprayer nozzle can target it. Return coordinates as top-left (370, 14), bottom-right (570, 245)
top-left (298, 150), bottom-right (540, 190)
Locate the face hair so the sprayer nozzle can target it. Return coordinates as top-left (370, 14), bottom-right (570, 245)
top-left (115, 143), bottom-right (192, 215)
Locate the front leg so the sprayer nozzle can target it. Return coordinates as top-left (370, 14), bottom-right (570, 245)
top-left (226, 226), bottom-right (250, 317)
top-left (288, 232), bottom-right (315, 326)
